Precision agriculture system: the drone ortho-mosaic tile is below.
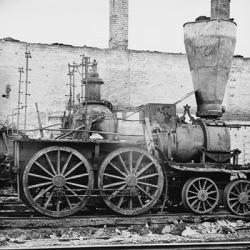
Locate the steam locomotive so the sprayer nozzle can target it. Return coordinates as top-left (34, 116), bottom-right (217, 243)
top-left (1, 2), bottom-right (250, 218)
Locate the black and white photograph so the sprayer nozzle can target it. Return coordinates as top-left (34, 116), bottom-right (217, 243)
top-left (0, 0), bottom-right (250, 249)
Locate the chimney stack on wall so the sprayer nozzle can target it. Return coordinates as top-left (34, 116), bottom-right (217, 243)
top-left (109, 0), bottom-right (128, 50)
top-left (211, 0), bottom-right (230, 19)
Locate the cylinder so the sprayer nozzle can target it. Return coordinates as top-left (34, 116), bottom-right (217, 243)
top-left (156, 122), bottom-right (231, 163)
top-left (211, 0), bottom-right (230, 19)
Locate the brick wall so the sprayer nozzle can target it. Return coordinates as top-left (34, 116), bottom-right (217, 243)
top-left (109, 0), bottom-right (128, 49)
top-left (0, 40), bottom-right (250, 162)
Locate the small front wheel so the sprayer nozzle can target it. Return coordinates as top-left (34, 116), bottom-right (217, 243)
top-left (182, 177), bottom-right (219, 214)
top-left (223, 179), bottom-right (250, 216)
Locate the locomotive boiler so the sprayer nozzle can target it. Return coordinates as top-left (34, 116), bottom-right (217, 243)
top-left (3, 0), bottom-right (250, 218)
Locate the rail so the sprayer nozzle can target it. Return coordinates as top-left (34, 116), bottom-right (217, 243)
top-left (1, 241), bottom-right (250, 250)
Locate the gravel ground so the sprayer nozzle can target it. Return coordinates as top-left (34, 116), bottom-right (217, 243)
top-left (1, 219), bottom-right (250, 248)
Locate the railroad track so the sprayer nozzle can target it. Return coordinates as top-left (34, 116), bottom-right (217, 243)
top-left (1, 241), bottom-right (250, 250)
top-left (0, 211), bottom-right (248, 229)
top-left (1, 198), bottom-right (249, 229)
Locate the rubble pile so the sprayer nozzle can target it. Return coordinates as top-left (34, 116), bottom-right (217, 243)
top-left (1, 219), bottom-right (250, 248)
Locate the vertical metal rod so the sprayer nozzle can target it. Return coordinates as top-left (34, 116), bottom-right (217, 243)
top-left (35, 102), bottom-right (44, 138)
top-left (72, 62), bottom-right (76, 108)
top-left (84, 57), bottom-right (89, 102)
top-left (84, 57), bottom-right (89, 135)
top-left (80, 54), bottom-right (85, 105)
top-left (17, 67), bottom-right (24, 131)
top-left (67, 63), bottom-right (73, 116)
top-left (24, 44), bottom-right (31, 132)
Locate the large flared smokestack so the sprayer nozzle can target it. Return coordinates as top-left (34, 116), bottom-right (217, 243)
top-left (184, 0), bottom-right (236, 119)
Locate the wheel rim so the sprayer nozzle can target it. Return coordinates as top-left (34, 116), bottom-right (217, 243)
top-left (98, 147), bottom-right (164, 215)
top-left (22, 146), bottom-right (93, 217)
top-left (224, 179), bottom-right (250, 216)
top-left (182, 177), bottom-right (219, 214)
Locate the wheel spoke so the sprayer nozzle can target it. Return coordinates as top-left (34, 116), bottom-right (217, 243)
top-left (28, 181), bottom-right (52, 189)
top-left (35, 161), bottom-right (54, 177)
top-left (29, 173), bottom-right (52, 181)
top-left (202, 180), bottom-right (207, 189)
top-left (44, 191), bottom-right (54, 208)
top-left (118, 154), bottom-right (129, 175)
top-left (198, 180), bottom-right (202, 190)
top-left (229, 197), bottom-right (238, 201)
top-left (109, 162), bottom-right (127, 177)
top-left (133, 154), bottom-right (144, 175)
top-left (136, 162), bottom-right (153, 177)
top-left (103, 173), bottom-right (126, 181)
top-left (230, 191), bottom-right (239, 196)
top-left (137, 181), bottom-right (158, 189)
top-left (234, 185), bottom-right (241, 194)
top-left (136, 185), bottom-right (153, 200)
top-left (61, 153), bottom-right (73, 175)
top-left (108, 184), bottom-right (127, 200)
top-left (65, 195), bottom-right (72, 209)
top-left (103, 181), bottom-right (126, 189)
top-left (235, 203), bottom-right (241, 212)
top-left (187, 195), bottom-right (197, 200)
top-left (33, 185), bottom-right (53, 201)
top-left (66, 173), bottom-right (89, 181)
top-left (240, 182), bottom-right (243, 192)
top-left (188, 190), bottom-right (198, 195)
top-left (202, 201), bottom-right (206, 211)
top-left (207, 196), bottom-right (217, 201)
top-left (45, 153), bottom-right (57, 175)
top-left (192, 183), bottom-right (200, 192)
top-left (206, 184), bottom-right (214, 191)
top-left (117, 196), bottom-right (125, 208)
top-left (190, 198), bottom-right (199, 207)
top-left (57, 150), bottom-right (60, 174)
top-left (137, 173), bottom-right (158, 181)
top-left (67, 181), bottom-right (88, 189)
top-left (205, 199), bottom-right (213, 208)
top-left (138, 195), bottom-right (143, 207)
top-left (129, 151), bottom-right (133, 174)
top-left (64, 162), bottom-right (83, 177)
top-left (231, 200), bottom-right (239, 208)
top-left (65, 185), bottom-right (82, 201)
top-left (207, 190), bottom-right (217, 195)
top-left (197, 201), bottom-right (201, 211)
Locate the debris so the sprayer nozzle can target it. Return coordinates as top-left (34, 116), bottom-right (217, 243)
top-left (236, 220), bottom-right (245, 227)
top-left (161, 225), bottom-right (172, 234)
top-left (9, 238), bottom-right (25, 244)
top-left (121, 230), bottom-right (132, 238)
top-left (0, 235), bottom-right (7, 244)
top-left (181, 226), bottom-right (200, 237)
top-left (171, 222), bottom-right (186, 235)
top-left (115, 228), bottom-right (121, 235)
